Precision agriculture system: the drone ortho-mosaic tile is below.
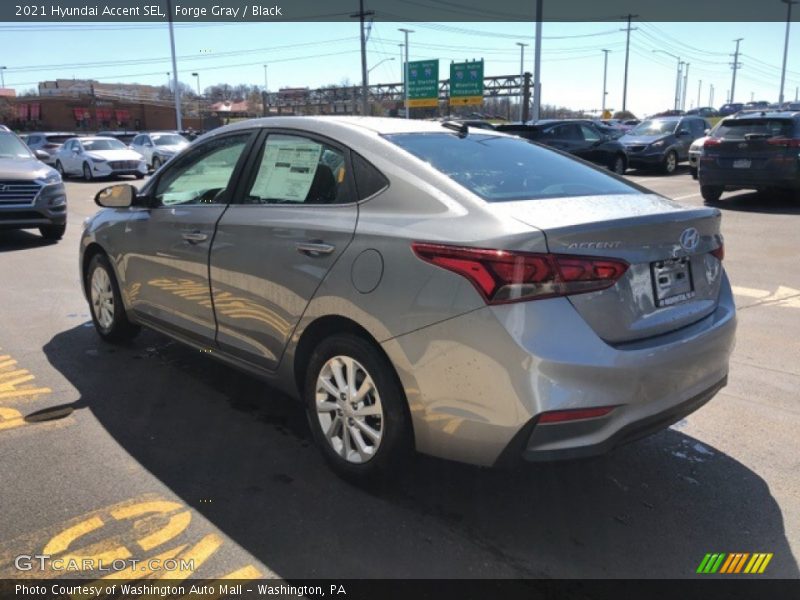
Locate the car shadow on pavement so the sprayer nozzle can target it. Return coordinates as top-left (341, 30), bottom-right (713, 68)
top-left (708, 190), bottom-right (800, 215)
top-left (0, 229), bottom-right (55, 252)
top-left (39, 324), bottom-right (799, 579)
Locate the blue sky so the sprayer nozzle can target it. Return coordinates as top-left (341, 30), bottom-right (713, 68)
top-left (0, 20), bottom-right (798, 116)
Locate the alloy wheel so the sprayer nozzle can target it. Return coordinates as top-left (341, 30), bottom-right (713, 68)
top-left (90, 266), bottom-right (115, 330)
top-left (315, 355), bottom-right (384, 464)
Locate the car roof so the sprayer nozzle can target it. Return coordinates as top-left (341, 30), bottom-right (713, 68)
top-left (74, 136), bottom-right (119, 142)
top-left (727, 110), bottom-right (799, 119)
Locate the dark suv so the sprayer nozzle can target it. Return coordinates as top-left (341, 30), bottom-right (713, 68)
top-left (496, 120), bottom-right (628, 174)
top-left (698, 111), bottom-right (800, 203)
top-left (618, 116), bottom-right (709, 174)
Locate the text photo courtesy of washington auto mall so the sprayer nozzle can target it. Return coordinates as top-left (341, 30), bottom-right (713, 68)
top-left (0, 0), bottom-right (799, 599)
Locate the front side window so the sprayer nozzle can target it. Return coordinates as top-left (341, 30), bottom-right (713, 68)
top-left (154, 132), bottom-right (252, 207)
top-left (385, 132), bottom-right (638, 202)
top-left (241, 134), bottom-right (354, 205)
top-left (580, 124), bottom-right (601, 142)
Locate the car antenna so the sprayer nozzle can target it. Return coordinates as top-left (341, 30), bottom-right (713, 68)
top-left (441, 121), bottom-right (468, 138)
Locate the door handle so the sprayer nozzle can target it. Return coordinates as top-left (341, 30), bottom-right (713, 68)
top-left (296, 241), bottom-right (335, 257)
top-left (182, 231), bottom-right (208, 243)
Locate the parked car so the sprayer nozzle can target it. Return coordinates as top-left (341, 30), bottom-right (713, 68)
top-left (618, 116), bottom-right (709, 174)
top-left (698, 111), bottom-right (800, 202)
top-left (745, 101), bottom-right (770, 110)
top-left (0, 129), bottom-right (67, 240)
top-left (96, 130), bottom-right (139, 145)
top-left (54, 136), bottom-right (147, 181)
top-left (496, 120), bottom-right (628, 174)
top-left (686, 107), bottom-right (719, 118)
top-left (24, 132), bottom-right (77, 165)
top-left (80, 117), bottom-right (735, 480)
top-left (129, 131), bottom-right (190, 170)
top-left (718, 103), bottom-right (745, 116)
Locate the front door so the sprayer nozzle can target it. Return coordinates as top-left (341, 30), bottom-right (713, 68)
top-left (120, 131), bottom-right (256, 344)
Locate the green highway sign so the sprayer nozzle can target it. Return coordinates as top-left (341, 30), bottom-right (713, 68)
top-left (407, 60), bottom-right (439, 108)
top-left (450, 60), bottom-right (484, 106)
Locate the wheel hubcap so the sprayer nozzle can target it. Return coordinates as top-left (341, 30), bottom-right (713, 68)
top-left (315, 355), bottom-right (384, 464)
top-left (667, 154), bottom-right (676, 171)
top-left (90, 267), bottom-right (114, 330)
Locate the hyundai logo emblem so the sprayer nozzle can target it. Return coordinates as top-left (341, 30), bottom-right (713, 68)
top-left (680, 227), bottom-right (700, 252)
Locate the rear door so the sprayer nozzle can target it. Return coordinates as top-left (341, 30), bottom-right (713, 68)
top-left (120, 130), bottom-right (257, 344)
top-left (210, 130), bottom-right (359, 370)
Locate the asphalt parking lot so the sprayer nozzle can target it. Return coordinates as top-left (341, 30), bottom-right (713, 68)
top-left (0, 165), bottom-right (798, 580)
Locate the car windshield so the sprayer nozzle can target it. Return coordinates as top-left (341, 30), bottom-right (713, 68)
top-left (153, 134), bottom-right (187, 146)
top-left (0, 132), bottom-right (34, 159)
top-left (44, 135), bottom-right (74, 144)
top-left (384, 132), bottom-right (638, 202)
top-left (714, 119), bottom-right (794, 140)
top-left (82, 139), bottom-right (126, 151)
top-left (630, 120), bottom-right (678, 135)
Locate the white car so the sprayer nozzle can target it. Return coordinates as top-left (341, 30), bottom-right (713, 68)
top-left (129, 132), bottom-right (189, 171)
top-left (689, 121), bottom-right (723, 179)
top-left (54, 137), bottom-right (147, 181)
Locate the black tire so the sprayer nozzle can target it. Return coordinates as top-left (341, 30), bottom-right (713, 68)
top-left (304, 333), bottom-right (412, 482)
top-left (152, 156), bottom-right (162, 170)
top-left (701, 185), bottom-right (723, 204)
top-left (82, 162), bottom-right (93, 182)
top-left (662, 150), bottom-right (678, 175)
top-left (55, 161), bottom-right (66, 178)
top-left (690, 166), bottom-right (698, 180)
top-left (85, 253), bottom-right (140, 343)
top-left (135, 173), bottom-right (144, 180)
top-left (39, 224), bottom-right (66, 240)
top-left (610, 154), bottom-right (626, 175)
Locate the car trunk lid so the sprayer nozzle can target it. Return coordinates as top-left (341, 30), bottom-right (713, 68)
top-left (493, 194), bottom-right (725, 343)
top-left (704, 118), bottom-right (798, 170)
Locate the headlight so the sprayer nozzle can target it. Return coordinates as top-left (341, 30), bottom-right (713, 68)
top-left (36, 171), bottom-right (62, 185)
top-left (89, 156), bottom-right (107, 163)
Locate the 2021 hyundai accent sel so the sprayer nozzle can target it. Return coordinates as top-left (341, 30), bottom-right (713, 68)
top-left (79, 117), bottom-right (736, 480)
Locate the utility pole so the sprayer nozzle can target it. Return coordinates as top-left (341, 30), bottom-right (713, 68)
top-left (398, 44), bottom-right (404, 83)
top-left (601, 49), bottom-right (610, 114)
top-left (532, 0), bottom-right (543, 121)
top-left (677, 62), bottom-right (684, 110)
top-left (0, 66), bottom-right (6, 88)
top-left (709, 83), bottom-right (715, 106)
top-left (399, 28), bottom-right (413, 119)
top-left (796, 86), bottom-right (799, 101)
top-left (165, 0), bottom-right (182, 130)
top-left (681, 63), bottom-right (690, 111)
top-left (779, 0), bottom-right (797, 104)
top-left (352, 0), bottom-right (374, 116)
top-left (697, 79), bottom-right (702, 108)
top-left (620, 14), bottom-right (638, 112)
top-left (516, 42), bottom-right (528, 121)
top-left (730, 38), bottom-right (743, 103)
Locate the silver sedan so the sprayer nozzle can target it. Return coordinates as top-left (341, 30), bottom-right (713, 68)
top-left (80, 117), bottom-right (736, 481)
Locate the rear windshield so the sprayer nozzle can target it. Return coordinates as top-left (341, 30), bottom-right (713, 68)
top-left (714, 119), bottom-right (795, 140)
top-left (44, 135), bottom-right (73, 144)
top-left (384, 132), bottom-right (638, 202)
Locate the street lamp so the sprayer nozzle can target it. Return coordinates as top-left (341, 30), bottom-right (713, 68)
top-left (191, 72), bottom-right (200, 96)
top-left (398, 28), bottom-right (414, 119)
top-left (368, 57), bottom-right (394, 75)
top-left (779, 0), bottom-right (798, 104)
top-left (516, 42), bottom-right (528, 121)
top-left (601, 49), bottom-right (611, 115)
top-left (398, 44), bottom-right (404, 83)
top-left (653, 49), bottom-right (682, 110)
top-left (191, 72), bottom-right (201, 127)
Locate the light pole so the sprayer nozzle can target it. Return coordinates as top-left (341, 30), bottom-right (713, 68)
top-left (681, 62), bottom-right (690, 111)
top-left (263, 64), bottom-right (268, 93)
top-left (368, 57), bottom-right (394, 75)
top-left (516, 42), bottom-right (528, 121)
top-left (191, 72), bottom-right (201, 127)
top-left (0, 66), bottom-right (6, 88)
top-left (601, 49), bottom-right (610, 115)
top-left (532, 0), bottom-right (543, 121)
top-left (779, 0), bottom-right (798, 104)
top-left (653, 50), bottom-right (682, 111)
top-left (398, 44), bottom-right (404, 82)
top-left (398, 28), bottom-right (413, 119)
top-left (191, 72), bottom-right (200, 96)
top-left (165, 0), bottom-right (182, 130)
top-left (710, 83), bottom-right (715, 106)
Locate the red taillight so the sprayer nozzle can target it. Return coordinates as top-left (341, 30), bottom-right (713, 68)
top-left (767, 137), bottom-right (800, 148)
top-left (711, 244), bottom-right (724, 261)
top-left (411, 243), bottom-right (629, 305)
top-left (703, 138), bottom-right (723, 147)
top-left (538, 406), bottom-right (617, 424)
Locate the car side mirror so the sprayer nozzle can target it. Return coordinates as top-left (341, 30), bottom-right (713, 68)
top-left (34, 149), bottom-right (49, 161)
top-left (95, 184), bottom-right (136, 208)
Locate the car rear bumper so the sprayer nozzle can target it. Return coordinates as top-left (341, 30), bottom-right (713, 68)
top-left (382, 273), bottom-right (736, 467)
top-left (699, 164), bottom-right (800, 190)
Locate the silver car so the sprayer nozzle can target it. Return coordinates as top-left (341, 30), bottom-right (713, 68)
top-left (80, 117), bottom-right (736, 480)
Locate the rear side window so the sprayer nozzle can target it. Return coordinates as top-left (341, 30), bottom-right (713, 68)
top-left (352, 153), bottom-right (388, 200)
top-left (714, 119), bottom-right (794, 140)
top-left (385, 132), bottom-right (638, 202)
